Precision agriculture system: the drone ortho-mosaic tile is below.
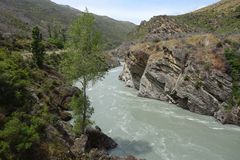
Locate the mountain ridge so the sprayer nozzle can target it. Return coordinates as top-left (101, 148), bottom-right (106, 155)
top-left (0, 0), bottom-right (136, 49)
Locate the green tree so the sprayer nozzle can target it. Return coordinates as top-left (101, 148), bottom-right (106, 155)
top-left (61, 9), bottom-right (107, 134)
top-left (31, 26), bottom-right (45, 67)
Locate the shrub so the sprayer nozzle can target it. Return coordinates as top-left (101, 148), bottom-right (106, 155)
top-left (0, 50), bottom-right (32, 113)
top-left (0, 112), bottom-right (45, 159)
top-left (47, 38), bottom-right (64, 49)
top-left (224, 46), bottom-right (240, 107)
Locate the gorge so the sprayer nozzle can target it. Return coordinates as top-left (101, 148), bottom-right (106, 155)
top-left (88, 66), bottom-right (240, 160)
top-left (0, 0), bottom-right (240, 159)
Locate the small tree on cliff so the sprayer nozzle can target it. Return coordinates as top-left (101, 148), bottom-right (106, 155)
top-left (31, 26), bottom-right (45, 67)
top-left (61, 9), bottom-right (107, 134)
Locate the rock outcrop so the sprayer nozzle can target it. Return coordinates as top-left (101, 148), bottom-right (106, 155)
top-left (214, 106), bottom-right (240, 125)
top-left (70, 126), bottom-right (140, 160)
top-left (119, 33), bottom-right (240, 125)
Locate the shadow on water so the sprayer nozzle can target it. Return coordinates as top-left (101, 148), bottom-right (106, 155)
top-left (109, 137), bottom-right (153, 157)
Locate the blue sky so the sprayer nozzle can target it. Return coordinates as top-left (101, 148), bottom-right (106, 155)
top-left (51, 0), bottom-right (219, 24)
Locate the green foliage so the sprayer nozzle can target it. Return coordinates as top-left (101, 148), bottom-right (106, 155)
top-left (0, 112), bottom-right (45, 160)
top-left (45, 53), bottom-right (63, 70)
top-left (62, 11), bottom-right (107, 82)
top-left (0, 49), bottom-right (50, 159)
top-left (0, 0), bottom-right (135, 51)
top-left (70, 94), bottom-right (93, 136)
top-left (31, 26), bottom-right (45, 67)
top-left (61, 10), bottom-right (107, 133)
top-left (0, 50), bottom-right (32, 113)
top-left (224, 47), bottom-right (240, 107)
top-left (47, 38), bottom-right (64, 49)
top-left (174, 1), bottom-right (240, 34)
top-left (47, 23), bottom-right (66, 49)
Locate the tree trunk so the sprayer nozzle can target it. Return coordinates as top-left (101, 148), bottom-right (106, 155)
top-left (82, 78), bottom-right (87, 133)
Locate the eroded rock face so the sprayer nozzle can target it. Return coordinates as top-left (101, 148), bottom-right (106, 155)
top-left (119, 63), bottom-right (134, 88)
top-left (119, 33), bottom-right (239, 125)
top-left (119, 51), bottom-right (149, 89)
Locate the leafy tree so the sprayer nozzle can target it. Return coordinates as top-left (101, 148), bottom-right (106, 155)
top-left (31, 26), bottom-right (45, 67)
top-left (61, 9), bottom-right (107, 134)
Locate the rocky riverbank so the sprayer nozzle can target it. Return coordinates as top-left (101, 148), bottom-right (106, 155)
top-left (31, 67), bottom-right (140, 160)
top-left (119, 33), bottom-right (240, 126)
top-left (0, 48), bottom-right (139, 160)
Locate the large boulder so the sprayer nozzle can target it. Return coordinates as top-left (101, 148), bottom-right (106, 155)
top-left (85, 126), bottom-right (118, 151)
top-left (70, 127), bottom-right (140, 160)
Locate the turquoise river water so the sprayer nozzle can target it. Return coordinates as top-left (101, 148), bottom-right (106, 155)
top-left (83, 66), bottom-right (240, 160)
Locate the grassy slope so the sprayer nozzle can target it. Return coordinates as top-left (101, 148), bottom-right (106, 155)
top-left (130, 0), bottom-right (239, 39)
top-left (175, 0), bottom-right (240, 33)
top-left (0, 0), bottom-right (136, 49)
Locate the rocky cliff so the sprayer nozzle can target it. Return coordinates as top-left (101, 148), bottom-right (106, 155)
top-left (119, 32), bottom-right (240, 126)
top-left (119, 0), bottom-right (240, 126)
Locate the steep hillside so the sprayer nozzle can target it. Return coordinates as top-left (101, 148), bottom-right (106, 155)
top-left (0, 0), bottom-right (136, 49)
top-left (129, 16), bottom-right (193, 40)
top-left (130, 0), bottom-right (239, 40)
top-left (175, 0), bottom-right (240, 33)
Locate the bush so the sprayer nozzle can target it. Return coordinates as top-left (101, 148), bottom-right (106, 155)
top-left (0, 50), bottom-right (32, 113)
top-left (224, 46), bottom-right (240, 107)
top-left (47, 38), bottom-right (64, 49)
top-left (0, 112), bottom-right (45, 159)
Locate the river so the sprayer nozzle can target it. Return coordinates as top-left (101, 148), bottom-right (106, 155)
top-left (84, 66), bottom-right (240, 160)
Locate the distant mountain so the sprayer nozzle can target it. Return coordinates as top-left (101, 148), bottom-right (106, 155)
top-left (0, 0), bottom-right (136, 49)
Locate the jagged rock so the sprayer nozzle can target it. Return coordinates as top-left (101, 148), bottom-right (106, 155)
top-left (119, 63), bottom-right (134, 88)
top-left (119, 33), bottom-right (238, 125)
top-left (70, 127), bottom-right (140, 160)
top-left (214, 107), bottom-right (240, 125)
top-left (85, 126), bottom-right (118, 151)
top-left (119, 51), bottom-right (149, 89)
top-left (70, 135), bottom-right (88, 158)
top-left (60, 111), bottom-right (72, 121)
top-left (55, 120), bottom-right (75, 144)
top-left (49, 86), bottom-right (79, 111)
top-left (105, 51), bottom-right (121, 69)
